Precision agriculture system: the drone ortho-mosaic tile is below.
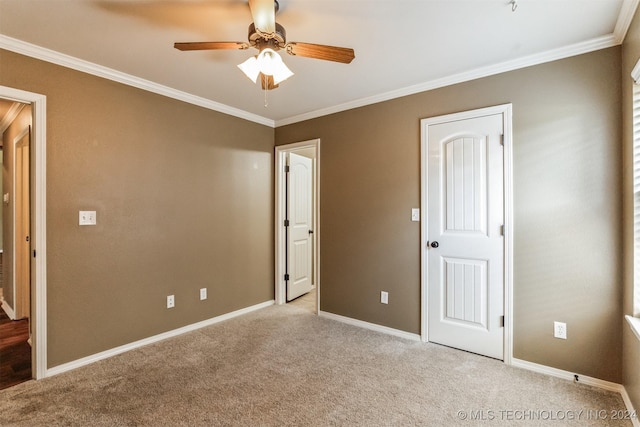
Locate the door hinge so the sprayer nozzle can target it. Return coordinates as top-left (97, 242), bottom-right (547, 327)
top-left (500, 225), bottom-right (504, 235)
top-left (284, 219), bottom-right (290, 227)
top-left (33, 250), bottom-right (36, 258)
top-left (500, 315), bottom-right (505, 327)
top-left (500, 134), bottom-right (504, 145)
top-left (285, 165), bottom-right (290, 173)
top-left (284, 274), bottom-right (290, 281)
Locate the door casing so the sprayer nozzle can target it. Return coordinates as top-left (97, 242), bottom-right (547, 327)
top-left (13, 127), bottom-right (31, 320)
top-left (275, 139), bottom-right (320, 309)
top-left (420, 104), bottom-right (513, 364)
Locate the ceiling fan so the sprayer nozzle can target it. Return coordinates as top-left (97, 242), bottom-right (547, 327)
top-left (174, 0), bottom-right (355, 90)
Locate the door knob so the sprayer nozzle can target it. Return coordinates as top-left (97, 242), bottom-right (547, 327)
top-left (308, 230), bottom-right (314, 235)
top-left (430, 241), bottom-right (439, 248)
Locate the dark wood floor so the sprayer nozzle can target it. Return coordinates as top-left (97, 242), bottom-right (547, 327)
top-left (0, 304), bottom-right (31, 389)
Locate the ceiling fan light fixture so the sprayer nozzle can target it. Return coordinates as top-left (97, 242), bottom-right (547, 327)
top-left (238, 48), bottom-right (294, 86)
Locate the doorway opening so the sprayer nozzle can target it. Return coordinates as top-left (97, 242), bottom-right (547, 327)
top-left (0, 100), bottom-right (32, 388)
top-left (0, 86), bottom-right (47, 385)
top-left (275, 139), bottom-right (320, 313)
top-left (420, 104), bottom-right (513, 363)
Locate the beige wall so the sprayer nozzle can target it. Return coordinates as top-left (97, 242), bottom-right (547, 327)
top-left (622, 4), bottom-right (640, 412)
top-left (276, 47), bottom-right (623, 382)
top-left (1, 104), bottom-right (31, 311)
top-left (0, 49), bottom-right (275, 367)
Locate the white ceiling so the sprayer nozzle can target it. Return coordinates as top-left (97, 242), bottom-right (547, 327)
top-left (0, 0), bottom-right (636, 127)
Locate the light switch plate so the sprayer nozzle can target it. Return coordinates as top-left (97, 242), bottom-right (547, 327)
top-left (79, 210), bottom-right (97, 226)
top-left (381, 291), bottom-right (389, 304)
top-left (411, 208), bottom-right (420, 222)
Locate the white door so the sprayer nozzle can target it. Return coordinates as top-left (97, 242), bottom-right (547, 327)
top-left (427, 112), bottom-right (504, 359)
top-left (287, 153), bottom-right (313, 301)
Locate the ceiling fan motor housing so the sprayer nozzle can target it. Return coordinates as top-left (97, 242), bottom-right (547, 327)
top-left (248, 22), bottom-right (287, 51)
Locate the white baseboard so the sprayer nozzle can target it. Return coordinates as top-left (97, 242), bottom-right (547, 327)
top-left (46, 300), bottom-right (275, 378)
top-left (318, 310), bottom-right (421, 342)
top-left (512, 358), bottom-right (639, 426)
top-left (1, 297), bottom-right (16, 320)
top-left (511, 358), bottom-right (622, 392)
top-left (620, 387), bottom-right (640, 427)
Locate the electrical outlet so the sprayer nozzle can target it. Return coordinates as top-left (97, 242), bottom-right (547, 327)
top-left (554, 321), bottom-right (567, 339)
top-left (200, 288), bottom-right (207, 301)
top-left (167, 295), bottom-right (175, 309)
top-left (381, 291), bottom-right (389, 304)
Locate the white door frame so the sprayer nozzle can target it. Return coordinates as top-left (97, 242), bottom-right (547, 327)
top-left (0, 85), bottom-right (47, 379)
top-left (13, 126), bottom-right (30, 320)
top-left (275, 139), bottom-right (320, 310)
top-left (420, 104), bottom-right (513, 364)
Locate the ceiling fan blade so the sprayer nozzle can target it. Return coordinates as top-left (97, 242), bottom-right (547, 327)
top-left (285, 42), bottom-right (355, 64)
top-left (249, 0), bottom-right (276, 34)
top-left (174, 42), bottom-right (249, 51)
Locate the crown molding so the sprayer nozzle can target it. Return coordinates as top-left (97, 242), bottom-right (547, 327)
top-left (275, 34), bottom-right (619, 127)
top-left (615, 0), bottom-right (640, 43)
top-left (0, 35), bottom-right (275, 128)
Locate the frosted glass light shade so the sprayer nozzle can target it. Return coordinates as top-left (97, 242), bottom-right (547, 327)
top-left (264, 50), bottom-right (293, 84)
top-left (238, 56), bottom-right (261, 83)
top-left (238, 48), bottom-right (293, 86)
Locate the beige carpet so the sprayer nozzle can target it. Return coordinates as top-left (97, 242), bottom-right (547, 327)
top-left (288, 287), bottom-right (317, 312)
top-left (0, 304), bottom-right (632, 426)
